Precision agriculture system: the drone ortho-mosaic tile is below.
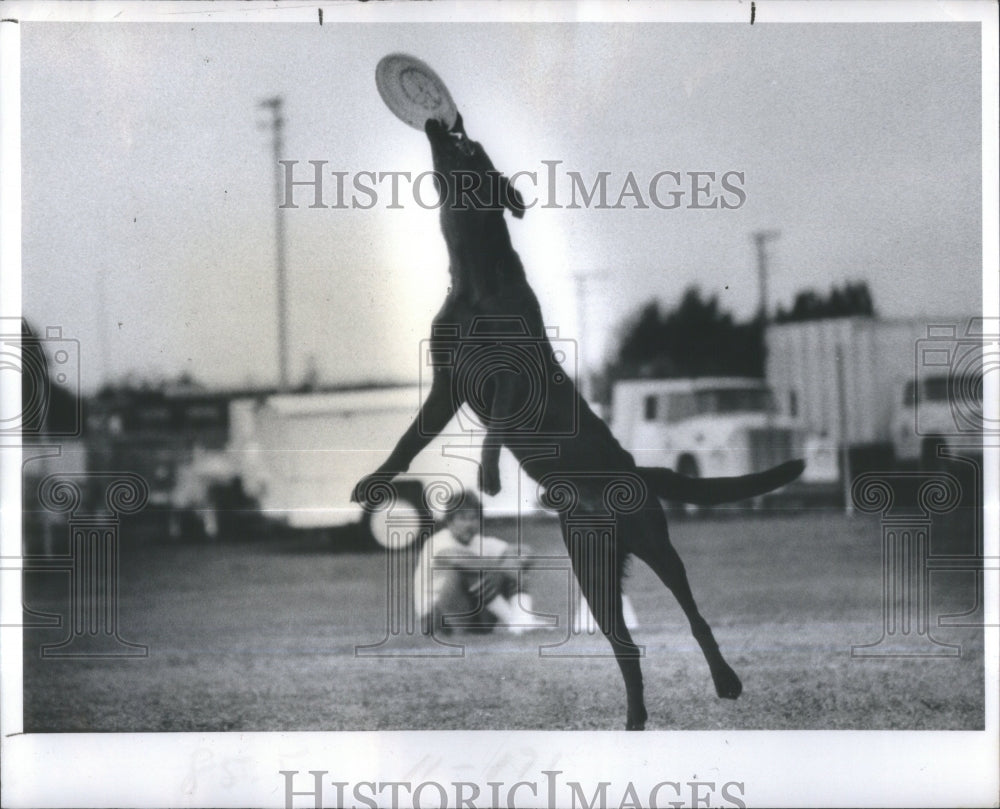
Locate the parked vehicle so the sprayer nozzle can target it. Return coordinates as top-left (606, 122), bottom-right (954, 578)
top-left (765, 316), bottom-right (983, 470)
top-left (893, 371), bottom-right (984, 468)
top-left (224, 386), bottom-right (535, 546)
top-left (21, 438), bottom-right (88, 554)
top-left (609, 377), bottom-right (829, 503)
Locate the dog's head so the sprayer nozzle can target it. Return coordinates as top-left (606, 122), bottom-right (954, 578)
top-left (424, 114), bottom-right (525, 219)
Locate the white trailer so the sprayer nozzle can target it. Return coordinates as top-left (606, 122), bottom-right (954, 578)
top-left (226, 386), bottom-right (537, 544)
top-left (765, 315), bottom-right (981, 465)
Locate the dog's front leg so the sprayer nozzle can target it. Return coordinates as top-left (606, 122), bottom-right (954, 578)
top-left (352, 372), bottom-right (457, 502)
top-left (480, 440), bottom-right (502, 496)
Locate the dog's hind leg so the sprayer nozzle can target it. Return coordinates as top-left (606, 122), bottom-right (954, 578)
top-left (631, 515), bottom-right (742, 700)
top-left (562, 516), bottom-right (647, 730)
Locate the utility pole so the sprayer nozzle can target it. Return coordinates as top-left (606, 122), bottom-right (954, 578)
top-left (835, 343), bottom-right (854, 517)
top-left (259, 96), bottom-right (290, 392)
top-left (96, 266), bottom-right (110, 388)
top-left (753, 230), bottom-right (780, 323)
top-left (753, 231), bottom-right (780, 432)
top-left (573, 272), bottom-right (597, 403)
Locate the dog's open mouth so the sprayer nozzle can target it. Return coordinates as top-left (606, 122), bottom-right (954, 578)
top-left (426, 117), bottom-right (473, 153)
top-left (444, 121), bottom-right (475, 155)
top-left (450, 132), bottom-right (474, 156)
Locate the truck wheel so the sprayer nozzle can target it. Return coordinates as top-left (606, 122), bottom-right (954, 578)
top-left (920, 436), bottom-right (946, 472)
top-left (365, 502), bottom-right (426, 549)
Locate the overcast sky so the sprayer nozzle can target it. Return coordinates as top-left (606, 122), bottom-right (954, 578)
top-left (20, 20), bottom-right (983, 392)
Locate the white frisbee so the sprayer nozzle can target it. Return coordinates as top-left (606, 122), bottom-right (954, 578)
top-left (375, 53), bottom-right (458, 130)
top-left (368, 501), bottom-right (423, 549)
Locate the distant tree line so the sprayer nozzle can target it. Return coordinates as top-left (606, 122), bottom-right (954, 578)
top-left (773, 281), bottom-right (875, 323)
top-left (612, 288), bottom-right (765, 381)
top-left (594, 281), bottom-right (876, 402)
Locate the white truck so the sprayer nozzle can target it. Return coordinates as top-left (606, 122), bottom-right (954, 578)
top-left (223, 385), bottom-right (537, 546)
top-left (892, 370), bottom-right (984, 467)
top-left (765, 316), bottom-right (985, 469)
top-left (609, 377), bottom-right (832, 497)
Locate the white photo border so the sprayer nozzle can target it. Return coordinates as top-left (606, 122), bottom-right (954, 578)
top-left (1, 2), bottom-right (997, 807)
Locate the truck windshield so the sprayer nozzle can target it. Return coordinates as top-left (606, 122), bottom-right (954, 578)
top-left (923, 376), bottom-right (951, 402)
top-left (691, 388), bottom-right (776, 416)
top-left (905, 374), bottom-right (983, 405)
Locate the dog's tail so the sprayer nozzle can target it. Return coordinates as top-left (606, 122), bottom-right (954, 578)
top-left (638, 459), bottom-right (805, 506)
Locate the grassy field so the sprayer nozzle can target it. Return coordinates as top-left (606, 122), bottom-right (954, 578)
top-left (22, 508), bottom-right (984, 732)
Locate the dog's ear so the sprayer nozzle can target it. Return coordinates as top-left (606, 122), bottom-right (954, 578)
top-left (499, 175), bottom-right (526, 219)
top-left (449, 111), bottom-right (465, 135)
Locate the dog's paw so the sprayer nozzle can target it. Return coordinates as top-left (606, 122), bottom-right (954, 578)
top-left (712, 665), bottom-right (743, 700)
top-left (479, 467), bottom-right (502, 497)
top-left (349, 477), bottom-right (367, 504)
top-left (351, 472), bottom-right (396, 504)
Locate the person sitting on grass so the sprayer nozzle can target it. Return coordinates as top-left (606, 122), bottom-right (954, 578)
top-left (415, 491), bottom-right (547, 635)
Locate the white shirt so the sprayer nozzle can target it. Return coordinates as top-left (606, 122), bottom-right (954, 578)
top-left (413, 528), bottom-right (512, 618)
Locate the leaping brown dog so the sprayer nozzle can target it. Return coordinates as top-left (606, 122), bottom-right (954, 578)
top-left (353, 114), bottom-right (804, 730)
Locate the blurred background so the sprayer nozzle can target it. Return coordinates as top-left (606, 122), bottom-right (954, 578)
top-left (13, 21), bottom-right (985, 542)
top-left (9, 17), bottom-right (989, 735)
